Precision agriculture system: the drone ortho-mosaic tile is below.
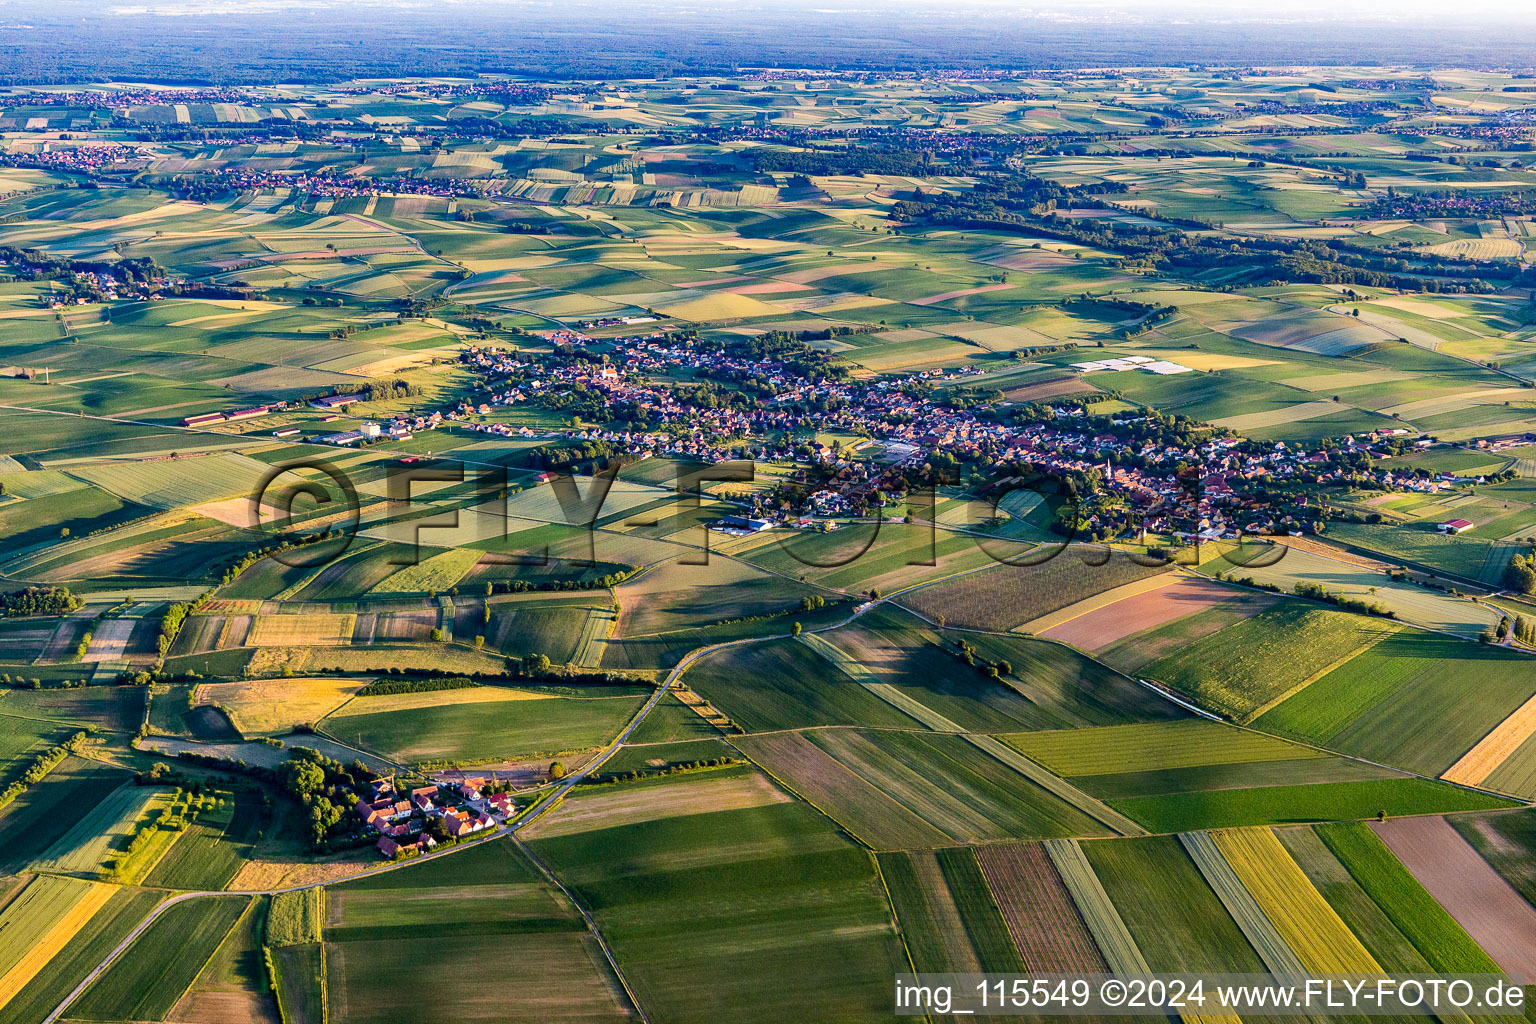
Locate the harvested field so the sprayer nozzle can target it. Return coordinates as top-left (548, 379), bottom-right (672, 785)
top-left (1441, 692), bottom-right (1536, 790)
top-left (1000, 376), bottom-right (1099, 403)
top-left (368, 608), bottom-right (437, 643)
top-left (82, 618), bottom-right (137, 662)
top-left (1096, 591), bottom-right (1278, 675)
top-left (1421, 238), bottom-right (1521, 259)
top-left (1035, 574), bottom-right (1240, 649)
top-left (199, 676), bottom-right (367, 735)
top-left (975, 842), bottom-right (1107, 972)
top-left (1373, 815), bottom-right (1536, 977)
top-left (525, 771), bottom-right (791, 839)
top-left (1023, 570), bottom-right (1182, 634)
top-left (246, 613), bottom-right (356, 646)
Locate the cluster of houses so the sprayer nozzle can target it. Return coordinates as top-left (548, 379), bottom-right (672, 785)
top-left (448, 327), bottom-right (1490, 539)
top-left (209, 167), bottom-right (484, 200)
top-left (41, 271), bottom-right (171, 307)
top-left (357, 775), bottom-right (515, 859)
top-left (1, 143), bottom-right (145, 178)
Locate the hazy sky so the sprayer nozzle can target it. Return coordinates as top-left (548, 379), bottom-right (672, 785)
top-left (11, 0), bottom-right (1531, 19)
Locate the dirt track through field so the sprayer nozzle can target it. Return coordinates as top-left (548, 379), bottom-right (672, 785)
top-left (1373, 815), bottom-right (1536, 977)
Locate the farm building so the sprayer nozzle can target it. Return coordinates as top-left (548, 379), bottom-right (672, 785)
top-left (224, 405), bottom-right (272, 422)
top-left (1439, 519), bottom-right (1474, 534)
top-left (714, 514), bottom-right (772, 534)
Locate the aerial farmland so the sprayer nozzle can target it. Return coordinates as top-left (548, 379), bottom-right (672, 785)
top-left (1, 5), bottom-right (1536, 1021)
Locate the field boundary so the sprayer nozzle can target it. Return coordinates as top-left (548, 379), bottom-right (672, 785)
top-left (1441, 691), bottom-right (1536, 789)
top-left (1042, 839), bottom-right (1149, 972)
top-left (1179, 830), bottom-right (1306, 976)
top-left (1018, 571), bottom-right (1182, 635)
top-left (1241, 624), bottom-right (1399, 725)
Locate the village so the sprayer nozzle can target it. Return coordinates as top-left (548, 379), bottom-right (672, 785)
top-left (354, 774), bottom-right (516, 860)
top-left (448, 327), bottom-right (1505, 545)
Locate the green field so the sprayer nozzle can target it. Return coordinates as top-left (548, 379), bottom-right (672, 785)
top-left (684, 637), bottom-right (922, 733)
top-left (325, 839), bottom-right (628, 1023)
top-left (6, 65), bottom-right (1536, 1014)
top-left (1257, 629), bottom-right (1536, 775)
top-left (0, 886), bottom-right (163, 1024)
top-left (1107, 778), bottom-right (1515, 833)
top-left (143, 789), bottom-right (265, 890)
top-left (69, 896), bottom-right (251, 1022)
top-left (1081, 834), bottom-right (1267, 972)
top-left (1315, 822), bottom-right (1502, 973)
top-left (30, 782), bottom-right (163, 876)
top-left (1004, 719), bottom-right (1322, 776)
top-left (1143, 603), bottom-right (1391, 722)
top-left (0, 758), bottom-right (130, 874)
top-left (320, 688), bottom-right (648, 763)
top-left (529, 796), bottom-right (909, 1024)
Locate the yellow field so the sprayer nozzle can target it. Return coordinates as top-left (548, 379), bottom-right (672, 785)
top-left (1442, 693), bottom-right (1536, 788)
top-left (246, 613), bottom-right (357, 647)
top-left (325, 685), bottom-right (554, 719)
top-left (1420, 238), bottom-right (1522, 260)
top-left (199, 676), bottom-right (369, 735)
top-left (654, 292), bottom-right (783, 321)
top-left (0, 881), bottom-right (116, 1011)
top-left (1127, 350), bottom-right (1280, 371)
top-left (1211, 828), bottom-right (1380, 974)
